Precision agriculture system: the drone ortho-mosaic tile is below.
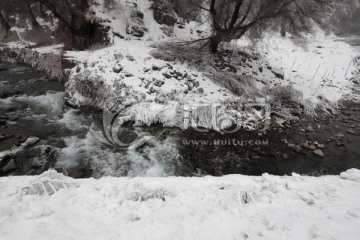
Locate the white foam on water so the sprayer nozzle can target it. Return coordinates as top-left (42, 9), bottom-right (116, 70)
top-left (56, 132), bottom-right (180, 178)
top-left (57, 108), bottom-right (90, 132)
top-left (125, 137), bottom-right (179, 177)
top-left (0, 91), bottom-right (65, 117)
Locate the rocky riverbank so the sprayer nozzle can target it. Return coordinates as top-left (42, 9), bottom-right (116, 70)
top-left (175, 100), bottom-right (360, 176)
top-left (0, 44), bottom-right (65, 80)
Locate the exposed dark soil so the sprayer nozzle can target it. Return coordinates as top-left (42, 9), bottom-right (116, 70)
top-left (175, 101), bottom-right (360, 176)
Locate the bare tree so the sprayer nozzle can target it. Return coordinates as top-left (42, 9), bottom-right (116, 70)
top-left (0, 11), bottom-right (11, 33)
top-left (196, 0), bottom-right (339, 52)
top-left (0, 0), bottom-right (40, 31)
top-left (329, 0), bottom-right (360, 35)
top-left (37, 0), bottom-right (94, 49)
top-left (27, 0), bottom-right (40, 27)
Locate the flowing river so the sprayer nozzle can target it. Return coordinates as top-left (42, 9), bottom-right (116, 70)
top-left (1, 52), bottom-right (360, 178)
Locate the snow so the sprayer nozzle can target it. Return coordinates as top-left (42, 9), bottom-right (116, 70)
top-left (9, 27), bottom-right (36, 46)
top-left (252, 33), bottom-right (359, 102)
top-left (35, 16), bottom-right (59, 32)
top-left (0, 169), bottom-right (360, 240)
top-left (64, 36), bottom-right (242, 131)
top-left (65, 0), bottom-right (236, 117)
top-left (1, 41), bottom-right (29, 49)
top-left (32, 44), bottom-right (64, 54)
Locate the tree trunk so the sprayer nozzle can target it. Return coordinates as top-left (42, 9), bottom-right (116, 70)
top-left (0, 11), bottom-right (11, 33)
top-left (70, 13), bottom-right (93, 50)
top-left (39, 3), bottom-right (46, 17)
top-left (209, 37), bottom-right (219, 53)
top-left (27, 1), bottom-right (39, 27)
top-left (280, 21), bottom-right (286, 37)
top-left (80, 0), bottom-right (89, 12)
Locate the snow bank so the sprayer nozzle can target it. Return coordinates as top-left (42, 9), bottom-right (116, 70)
top-left (0, 169), bottom-right (360, 240)
top-left (249, 32), bottom-right (360, 103)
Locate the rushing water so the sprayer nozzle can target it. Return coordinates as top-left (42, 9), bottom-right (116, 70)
top-left (0, 62), bottom-right (182, 178)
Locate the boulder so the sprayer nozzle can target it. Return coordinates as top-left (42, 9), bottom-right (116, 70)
top-left (2, 159), bottom-right (17, 172)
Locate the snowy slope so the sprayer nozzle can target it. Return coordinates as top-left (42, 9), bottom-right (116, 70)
top-left (251, 32), bottom-right (360, 102)
top-left (0, 169), bottom-right (360, 240)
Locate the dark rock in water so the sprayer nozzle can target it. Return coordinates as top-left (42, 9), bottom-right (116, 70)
top-left (68, 166), bottom-right (93, 179)
top-left (0, 154), bottom-right (14, 172)
top-left (45, 146), bottom-right (52, 154)
top-left (0, 134), bottom-right (14, 142)
top-left (0, 91), bottom-right (23, 99)
top-left (18, 136), bottom-right (28, 144)
top-left (2, 159), bottom-right (17, 172)
top-left (0, 67), bottom-right (8, 72)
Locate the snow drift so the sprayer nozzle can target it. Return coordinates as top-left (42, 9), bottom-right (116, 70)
top-left (0, 169), bottom-right (360, 240)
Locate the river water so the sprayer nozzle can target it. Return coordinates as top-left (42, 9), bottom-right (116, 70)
top-left (0, 63), bottom-right (182, 178)
top-left (1, 41), bottom-right (360, 178)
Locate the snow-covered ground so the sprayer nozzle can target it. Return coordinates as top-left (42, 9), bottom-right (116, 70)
top-left (250, 32), bottom-right (360, 102)
top-left (1, 169), bottom-right (360, 240)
